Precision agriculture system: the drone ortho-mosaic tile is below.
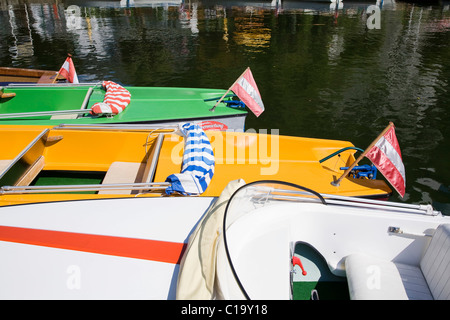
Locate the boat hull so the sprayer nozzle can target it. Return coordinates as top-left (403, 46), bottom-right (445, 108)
top-left (0, 67), bottom-right (62, 85)
top-left (0, 181), bottom-right (446, 300)
top-left (0, 124), bottom-right (392, 208)
top-left (0, 196), bottom-right (215, 299)
top-left (211, 182), bottom-right (450, 300)
top-left (0, 85), bottom-right (248, 130)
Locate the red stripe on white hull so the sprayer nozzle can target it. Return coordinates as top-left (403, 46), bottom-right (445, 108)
top-left (0, 225), bottom-right (186, 264)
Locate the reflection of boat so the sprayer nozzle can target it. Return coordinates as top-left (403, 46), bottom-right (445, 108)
top-left (0, 67), bottom-right (64, 85)
top-left (200, 0), bottom-right (394, 11)
top-left (0, 83), bottom-right (247, 129)
top-left (65, 0), bottom-right (183, 7)
top-left (64, 0), bottom-right (123, 8)
top-left (120, 0), bottom-right (183, 7)
top-left (178, 181), bottom-right (450, 300)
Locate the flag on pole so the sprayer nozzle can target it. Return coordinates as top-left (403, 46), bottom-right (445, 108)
top-left (209, 67), bottom-right (265, 116)
top-left (231, 67), bottom-right (265, 117)
top-left (332, 122), bottom-right (406, 198)
top-left (58, 55), bottom-right (79, 83)
top-left (365, 124), bottom-right (406, 197)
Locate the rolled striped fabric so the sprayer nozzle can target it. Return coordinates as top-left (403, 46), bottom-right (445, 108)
top-left (165, 123), bottom-right (215, 195)
top-left (91, 81), bottom-right (131, 116)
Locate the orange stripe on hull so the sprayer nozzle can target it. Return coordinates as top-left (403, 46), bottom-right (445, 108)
top-left (0, 225), bottom-right (186, 264)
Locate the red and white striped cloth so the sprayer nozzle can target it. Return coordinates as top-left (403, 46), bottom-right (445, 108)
top-left (58, 56), bottom-right (79, 84)
top-left (90, 81), bottom-right (131, 116)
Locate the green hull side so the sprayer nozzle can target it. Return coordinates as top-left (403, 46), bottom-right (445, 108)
top-left (0, 85), bottom-right (247, 125)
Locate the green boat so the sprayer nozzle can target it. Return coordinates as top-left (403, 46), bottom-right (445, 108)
top-left (0, 83), bottom-right (248, 130)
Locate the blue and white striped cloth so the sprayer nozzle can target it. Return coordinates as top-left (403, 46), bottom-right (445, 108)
top-left (165, 123), bottom-right (215, 195)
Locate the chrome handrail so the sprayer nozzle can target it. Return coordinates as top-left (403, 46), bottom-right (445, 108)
top-left (0, 182), bottom-right (170, 194)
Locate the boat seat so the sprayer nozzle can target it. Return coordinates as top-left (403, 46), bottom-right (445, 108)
top-left (98, 134), bottom-right (165, 195)
top-left (345, 223), bottom-right (450, 300)
top-left (0, 160), bottom-right (12, 174)
top-left (98, 161), bottom-right (145, 194)
top-left (50, 114), bottom-right (79, 120)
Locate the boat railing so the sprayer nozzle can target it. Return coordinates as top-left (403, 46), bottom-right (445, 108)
top-left (319, 147), bottom-right (364, 163)
top-left (243, 182), bottom-right (440, 216)
top-left (142, 132), bottom-right (165, 185)
top-left (53, 123), bottom-right (180, 132)
top-left (78, 87), bottom-right (93, 115)
top-left (0, 182), bottom-right (170, 195)
top-left (0, 83), bottom-right (96, 119)
top-left (0, 109), bottom-right (94, 119)
top-left (5, 82), bottom-right (99, 88)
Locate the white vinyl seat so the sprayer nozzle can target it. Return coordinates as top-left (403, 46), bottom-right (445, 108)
top-left (345, 224), bottom-right (450, 300)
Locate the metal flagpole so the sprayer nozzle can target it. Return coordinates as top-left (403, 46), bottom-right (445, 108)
top-left (331, 121), bottom-right (394, 187)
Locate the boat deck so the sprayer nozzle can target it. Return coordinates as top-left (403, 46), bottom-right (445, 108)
top-left (0, 85), bottom-right (247, 126)
top-left (0, 125), bottom-right (392, 207)
top-left (0, 67), bottom-right (62, 85)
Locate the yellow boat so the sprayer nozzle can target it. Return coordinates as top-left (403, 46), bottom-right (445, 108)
top-left (0, 123), bottom-right (391, 207)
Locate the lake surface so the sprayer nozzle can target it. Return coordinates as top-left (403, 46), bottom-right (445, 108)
top-left (1, 0), bottom-right (449, 213)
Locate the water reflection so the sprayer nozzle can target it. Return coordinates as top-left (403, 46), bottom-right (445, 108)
top-left (0, 0), bottom-right (449, 212)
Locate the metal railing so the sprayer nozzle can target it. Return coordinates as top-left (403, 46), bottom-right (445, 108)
top-left (0, 182), bottom-right (170, 195)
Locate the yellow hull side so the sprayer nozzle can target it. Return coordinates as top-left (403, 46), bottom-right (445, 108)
top-left (0, 125), bottom-right (391, 206)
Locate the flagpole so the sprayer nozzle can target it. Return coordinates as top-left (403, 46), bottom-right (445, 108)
top-left (209, 67), bottom-right (249, 112)
top-left (331, 121), bottom-right (394, 187)
top-left (51, 71), bottom-right (61, 84)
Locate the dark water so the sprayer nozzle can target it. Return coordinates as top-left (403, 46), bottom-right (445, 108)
top-left (1, 0), bottom-right (449, 212)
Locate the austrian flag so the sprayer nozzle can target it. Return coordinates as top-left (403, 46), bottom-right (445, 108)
top-left (57, 55), bottom-right (79, 84)
top-left (231, 68), bottom-right (265, 117)
top-left (365, 124), bottom-right (406, 197)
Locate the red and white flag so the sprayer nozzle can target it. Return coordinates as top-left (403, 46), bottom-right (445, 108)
top-left (365, 124), bottom-right (406, 197)
top-left (231, 68), bottom-right (265, 117)
top-left (58, 56), bottom-right (79, 84)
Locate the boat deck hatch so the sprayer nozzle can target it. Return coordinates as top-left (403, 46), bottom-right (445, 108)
top-left (30, 170), bottom-right (106, 194)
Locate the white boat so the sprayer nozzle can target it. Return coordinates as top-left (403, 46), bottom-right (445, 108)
top-left (0, 178), bottom-right (448, 300)
top-left (0, 195), bottom-right (215, 299)
top-left (177, 181), bottom-right (450, 300)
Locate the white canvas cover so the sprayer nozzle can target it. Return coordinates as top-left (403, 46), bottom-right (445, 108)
top-left (176, 179), bottom-right (245, 299)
